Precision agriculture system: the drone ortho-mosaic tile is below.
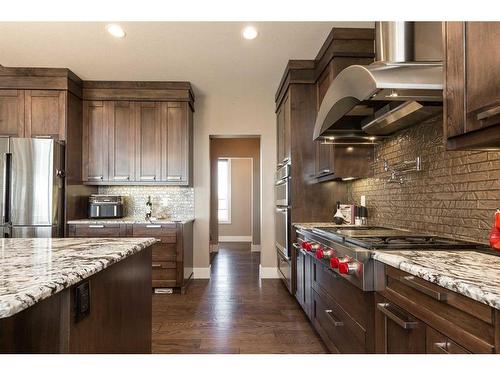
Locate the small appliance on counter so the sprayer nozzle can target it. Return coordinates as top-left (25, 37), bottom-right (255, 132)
top-left (333, 202), bottom-right (357, 225)
top-left (88, 195), bottom-right (124, 219)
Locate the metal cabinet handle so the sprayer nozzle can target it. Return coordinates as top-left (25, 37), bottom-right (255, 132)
top-left (113, 175), bottom-right (130, 181)
top-left (377, 303), bottom-right (419, 330)
top-left (276, 208), bottom-right (288, 213)
top-left (434, 342), bottom-right (450, 354)
top-left (318, 169), bottom-right (331, 175)
top-left (399, 275), bottom-right (447, 301)
top-left (477, 104), bottom-right (500, 120)
top-left (88, 175), bottom-right (103, 181)
top-left (88, 225), bottom-right (104, 228)
top-left (324, 309), bottom-right (344, 327)
top-left (292, 243), bottom-right (301, 249)
top-left (152, 263), bottom-right (164, 268)
top-left (166, 176), bottom-right (182, 181)
top-left (140, 175), bottom-right (156, 181)
top-left (146, 224), bottom-right (162, 228)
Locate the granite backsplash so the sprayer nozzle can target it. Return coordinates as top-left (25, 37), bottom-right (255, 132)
top-left (98, 186), bottom-right (194, 220)
top-left (348, 116), bottom-right (500, 244)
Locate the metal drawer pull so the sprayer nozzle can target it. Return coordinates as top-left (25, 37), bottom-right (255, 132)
top-left (167, 176), bottom-right (182, 181)
top-left (88, 175), bottom-right (103, 180)
top-left (377, 303), bottom-right (419, 330)
top-left (292, 243), bottom-right (301, 249)
top-left (276, 208), bottom-right (288, 213)
top-left (399, 275), bottom-right (447, 301)
top-left (88, 225), bottom-right (104, 228)
top-left (146, 224), bottom-right (162, 228)
top-left (152, 263), bottom-right (164, 268)
top-left (318, 169), bottom-right (331, 175)
top-left (477, 104), bottom-right (500, 120)
top-left (324, 309), bottom-right (344, 327)
top-left (434, 342), bottom-right (450, 354)
top-left (140, 175), bottom-right (156, 181)
top-left (113, 175), bottom-right (130, 180)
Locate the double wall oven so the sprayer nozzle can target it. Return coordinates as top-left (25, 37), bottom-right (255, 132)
top-left (275, 163), bottom-right (291, 288)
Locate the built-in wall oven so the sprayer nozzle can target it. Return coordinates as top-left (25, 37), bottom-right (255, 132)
top-left (275, 164), bottom-right (290, 259)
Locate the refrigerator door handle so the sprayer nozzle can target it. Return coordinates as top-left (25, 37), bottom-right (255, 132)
top-left (3, 153), bottom-right (11, 225)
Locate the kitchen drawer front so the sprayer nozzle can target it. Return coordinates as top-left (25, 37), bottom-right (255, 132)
top-left (133, 224), bottom-right (177, 237)
top-left (312, 258), bottom-right (372, 328)
top-left (382, 265), bottom-right (495, 353)
top-left (312, 288), bottom-right (367, 353)
top-left (426, 326), bottom-right (471, 354)
top-left (277, 248), bottom-right (291, 293)
top-left (152, 242), bottom-right (177, 262)
top-left (152, 262), bottom-right (177, 280)
top-left (73, 224), bottom-right (123, 237)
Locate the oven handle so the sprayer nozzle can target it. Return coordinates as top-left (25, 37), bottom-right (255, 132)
top-left (377, 303), bottom-right (419, 330)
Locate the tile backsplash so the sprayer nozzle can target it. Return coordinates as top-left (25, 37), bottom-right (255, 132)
top-left (98, 186), bottom-right (194, 220)
top-left (349, 116), bottom-right (500, 244)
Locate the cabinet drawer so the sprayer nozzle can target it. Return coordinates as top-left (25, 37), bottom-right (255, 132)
top-left (312, 288), bottom-right (366, 353)
top-left (152, 242), bottom-right (177, 262)
top-left (312, 259), bottom-right (372, 328)
top-left (426, 326), bottom-right (471, 354)
top-left (73, 224), bottom-right (122, 237)
top-left (382, 266), bottom-right (495, 353)
top-left (133, 224), bottom-right (177, 237)
top-left (277, 249), bottom-right (291, 293)
top-left (152, 262), bottom-right (177, 281)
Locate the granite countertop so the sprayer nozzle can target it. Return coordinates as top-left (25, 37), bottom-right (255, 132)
top-left (0, 237), bottom-right (158, 319)
top-left (67, 217), bottom-right (195, 225)
top-left (373, 250), bottom-right (500, 310)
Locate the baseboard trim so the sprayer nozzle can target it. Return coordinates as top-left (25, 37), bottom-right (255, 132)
top-left (259, 265), bottom-right (279, 279)
top-left (218, 236), bottom-right (252, 242)
top-left (193, 266), bottom-right (211, 279)
top-left (251, 244), bottom-right (261, 252)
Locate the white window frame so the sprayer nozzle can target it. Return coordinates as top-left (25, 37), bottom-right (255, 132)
top-left (218, 158), bottom-right (232, 224)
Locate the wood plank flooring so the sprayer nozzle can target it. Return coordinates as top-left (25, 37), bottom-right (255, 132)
top-left (152, 242), bottom-right (327, 354)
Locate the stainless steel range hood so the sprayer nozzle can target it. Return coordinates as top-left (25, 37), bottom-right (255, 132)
top-left (313, 22), bottom-right (443, 142)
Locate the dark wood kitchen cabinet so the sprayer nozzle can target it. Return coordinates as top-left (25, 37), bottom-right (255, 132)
top-left (82, 101), bottom-right (109, 183)
top-left (135, 101), bottom-right (162, 183)
top-left (276, 92), bottom-right (291, 167)
top-left (294, 243), bottom-right (313, 319)
top-left (374, 294), bottom-right (426, 354)
top-left (24, 90), bottom-right (65, 138)
top-left (314, 143), bottom-right (374, 181)
top-left (0, 90), bottom-right (25, 136)
top-left (108, 101), bottom-right (135, 182)
top-left (444, 22), bottom-right (500, 150)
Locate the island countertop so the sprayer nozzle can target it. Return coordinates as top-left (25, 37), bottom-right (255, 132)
top-left (0, 237), bottom-right (158, 319)
top-left (67, 217), bottom-right (195, 225)
top-left (372, 249), bottom-right (500, 310)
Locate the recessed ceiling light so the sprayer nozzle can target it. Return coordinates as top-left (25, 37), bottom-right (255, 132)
top-left (242, 26), bottom-right (258, 40)
top-left (106, 24), bottom-right (126, 38)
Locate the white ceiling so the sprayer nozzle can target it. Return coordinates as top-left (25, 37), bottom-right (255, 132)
top-left (0, 22), bottom-right (373, 97)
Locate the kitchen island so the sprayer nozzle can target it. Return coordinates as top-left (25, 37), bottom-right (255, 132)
top-left (0, 237), bottom-right (157, 353)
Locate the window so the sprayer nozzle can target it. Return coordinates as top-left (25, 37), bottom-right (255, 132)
top-left (218, 158), bottom-right (231, 224)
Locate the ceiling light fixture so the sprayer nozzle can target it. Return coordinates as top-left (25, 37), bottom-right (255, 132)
top-left (106, 24), bottom-right (126, 38)
top-left (242, 26), bottom-right (258, 40)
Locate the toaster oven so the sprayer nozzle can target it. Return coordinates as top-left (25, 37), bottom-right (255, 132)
top-left (88, 195), bottom-right (124, 219)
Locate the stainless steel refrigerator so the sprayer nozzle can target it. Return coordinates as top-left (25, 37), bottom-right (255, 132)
top-left (0, 138), bottom-right (65, 238)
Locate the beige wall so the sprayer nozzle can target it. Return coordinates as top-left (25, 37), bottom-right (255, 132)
top-left (193, 94), bottom-right (275, 271)
top-left (218, 158), bottom-right (253, 238)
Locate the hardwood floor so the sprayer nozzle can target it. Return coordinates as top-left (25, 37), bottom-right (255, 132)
top-left (152, 242), bottom-right (327, 354)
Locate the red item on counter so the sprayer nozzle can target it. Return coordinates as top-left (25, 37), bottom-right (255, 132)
top-left (489, 209), bottom-right (500, 251)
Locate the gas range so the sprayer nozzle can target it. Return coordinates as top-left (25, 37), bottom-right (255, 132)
top-left (296, 225), bottom-right (493, 291)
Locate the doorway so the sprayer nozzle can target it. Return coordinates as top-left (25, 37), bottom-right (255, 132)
top-left (209, 137), bottom-right (261, 259)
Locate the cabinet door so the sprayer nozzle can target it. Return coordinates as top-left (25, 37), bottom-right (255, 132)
top-left (82, 101), bottom-right (108, 183)
top-left (161, 102), bottom-right (189, 184)
top-left (135, 102), bottom-right (161, 182)
top-left (276, 103), bottom-right (284, 166)
top-left (303, 250), bottom-right (313, 319)
top-left (295, 245), bottom-right (305, 308)
top-left (0, 90), bottom-right (25, 137)
top-left (444, 22), bottom-right (500, 149)
top-left (426, 326), bottom-right (471, 354)
top-left (108, 101), bottom-right (135, 182)
top-left (25, 90), bottom-right (65, 139)
top-left (315, 142), bottom-right (334, 177)
top-left (375, 296), bottom-right (426, 354)
top-left (282, 93), bottom-right (291, 164)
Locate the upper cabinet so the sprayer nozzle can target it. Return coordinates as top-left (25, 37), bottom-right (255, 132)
top-left (81, 81), bottom-right (194, 186)
top-left (276, 92), bottom-right (291, 167)
top-left (0, 90), bottom-right (25, 137)
top-left (444, 22), bottom-right (500, 150)
top-left (24, 90), bottom-right (65, 139)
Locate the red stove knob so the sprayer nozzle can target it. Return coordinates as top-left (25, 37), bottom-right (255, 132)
top-left (338, 261), bottom-right (357, 275)
top-left (301, 241), bottom-right (312, 251)
top-left (330, 257), bottom-right (340, 269)
top-left (315, 249), bottom-right (324, 259)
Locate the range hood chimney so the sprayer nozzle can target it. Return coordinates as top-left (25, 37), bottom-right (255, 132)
top-left (313, 22), bottom-right (443, 142)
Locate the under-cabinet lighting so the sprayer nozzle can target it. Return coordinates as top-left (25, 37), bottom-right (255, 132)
top-left (106, 24), bottom-right (126, 38)
top-left (347, 147), bottom-right (354, 152)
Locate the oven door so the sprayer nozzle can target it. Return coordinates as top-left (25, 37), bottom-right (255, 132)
top-left (275, 206), bottom-right (290, 259)
top-left (275, 179), bottom-right (289, 207)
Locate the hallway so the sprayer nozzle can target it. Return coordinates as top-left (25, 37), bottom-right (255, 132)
top-left (152, 243), bottom-right (327, 353)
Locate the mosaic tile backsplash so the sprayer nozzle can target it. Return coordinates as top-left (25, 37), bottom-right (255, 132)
top-left (348, 116), bottom-right (500, 244)
top-left (98, 186), bottom-right (194, 220)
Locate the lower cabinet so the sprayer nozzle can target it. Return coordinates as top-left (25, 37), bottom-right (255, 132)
top-left (277, 248), bottom-right (292, 293)
top-left (374, 294), bottom-right (426, 354)
top-left (294, 245), bottom-right (313, 319)
top-left (67, 221), bottom-right (194, 293)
